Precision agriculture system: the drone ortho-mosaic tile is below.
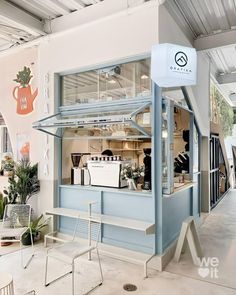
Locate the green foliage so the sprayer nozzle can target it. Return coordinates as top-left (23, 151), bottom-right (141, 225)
top-left (0, 193), bottom-right (8, 220)
top-left (212, 85), bottom-right (234, 138)
top-left (30, 214), bottom-right (49, 237)
top-left (121, 165), bottom-right (144, 180)
top-left (4, 159), bottom-right (40, 204)
top-left (13, 66), bottom-right (33, 87)
top-left (1, 155), bottom-right (14, 171)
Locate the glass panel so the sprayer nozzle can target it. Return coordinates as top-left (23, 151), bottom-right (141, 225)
top-left (62, 70), bottom-right (99, 105)
top-left (162, 100), bottom-right (168, 190)
top-left (61, 59), bottom-right (151, 106)
top-left (162, 87), bottom-right (189, 109)
top-left (173, 107), bottom-right (190, 175)
top-left (35, 105), bottom-right (151, 139)
top-left (62, 121), bottom-right (151, 139)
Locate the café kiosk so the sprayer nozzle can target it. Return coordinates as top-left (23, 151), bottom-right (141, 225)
top-left (33, 43), bottom-right (200, 271)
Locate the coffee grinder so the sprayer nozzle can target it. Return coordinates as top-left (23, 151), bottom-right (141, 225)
top-left (71, 153), bottom-right (90, 185)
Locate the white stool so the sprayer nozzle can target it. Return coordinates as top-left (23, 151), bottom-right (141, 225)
top-left (0, 272), bottom-right (14, 295)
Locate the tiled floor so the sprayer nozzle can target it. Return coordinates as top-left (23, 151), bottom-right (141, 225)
top-left (1, 190), bottom-right (236, 295)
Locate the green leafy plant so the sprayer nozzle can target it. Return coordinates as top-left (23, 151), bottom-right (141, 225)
top-left (13, 66), bottom-right (33, 88)
top-left (1, 154), bottom-right (14, 172)
top-left (0, 193), bottom-right (8, 220)
top-left (22, 214), bottom-right (49, 245)
top-left (3, 159), bottom-right (40, 204)
top-left (121, 165), bottom-right (144, 181)
top-left (30, 214), bottom-right (49, 237)
top-left (211, 84), bottom-right (234, 138)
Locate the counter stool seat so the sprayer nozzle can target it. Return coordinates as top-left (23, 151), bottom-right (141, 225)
top-left (0, 272), bottom-right (14, 295)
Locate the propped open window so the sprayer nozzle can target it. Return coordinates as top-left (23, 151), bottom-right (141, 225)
top-left (33, 98), bottom-right (151, 140)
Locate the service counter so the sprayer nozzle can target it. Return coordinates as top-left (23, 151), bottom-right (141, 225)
top-left (59, 184), bottom-right (155, 254)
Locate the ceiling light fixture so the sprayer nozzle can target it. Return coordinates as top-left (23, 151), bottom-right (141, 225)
top-left (141, 74), bottom-right (149, 80)
top-left (108, 79), bottom-right (116, 84)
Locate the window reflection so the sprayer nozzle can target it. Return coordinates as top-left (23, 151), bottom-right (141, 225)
top-left (61, 59), bottom-right (151, 106)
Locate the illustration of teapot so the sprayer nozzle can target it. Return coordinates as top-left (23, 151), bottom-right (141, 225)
top-left (13, 66), bottom-right (38, 115)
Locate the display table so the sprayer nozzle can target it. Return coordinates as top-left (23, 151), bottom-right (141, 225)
top-left (0, 272), bottom-right (14, 295)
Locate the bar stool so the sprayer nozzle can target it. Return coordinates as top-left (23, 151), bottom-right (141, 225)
top-left (0, 272), bottom-right (14, 295)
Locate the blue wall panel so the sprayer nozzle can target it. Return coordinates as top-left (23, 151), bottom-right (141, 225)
top-left (102, 191), bottom-right (154, 253)
top-left (59, 186), bottom-right (155, 254)
top-left (192, 174), bottom-right (200, 218)
top-left (162, 188), bottom-right (192, 250)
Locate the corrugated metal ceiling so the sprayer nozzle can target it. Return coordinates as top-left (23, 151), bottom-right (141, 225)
top-left (166, 0), bottom-right (236, 104)
top-left (0, 0), bottom-right (105, 51)
top-left (167, 0), bottom-right (236, 38)
top-left (0, 0), bottom-right (148, 52)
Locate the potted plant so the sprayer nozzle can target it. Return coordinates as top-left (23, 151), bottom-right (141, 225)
top-left (121, 165), bottom-right (144, 190)
top-left (4, 159), bottom-right (40, 204)
top-left (22, 214), bottom-right (49, 246)
top-left (0, 193), bottom-right (8, 220)
top-left (1, 154), bottom-right (14, 176)
top-left (13, 66), bottom-right (38, 115)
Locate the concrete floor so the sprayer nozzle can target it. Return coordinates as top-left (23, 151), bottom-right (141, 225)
top-left (1, 190), bottom-right (236, 295)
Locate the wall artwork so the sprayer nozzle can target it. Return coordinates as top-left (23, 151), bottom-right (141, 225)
top-left (16, 133), bottom-right (30, 161)
top-left (13, 66), bottom-right (38, 115)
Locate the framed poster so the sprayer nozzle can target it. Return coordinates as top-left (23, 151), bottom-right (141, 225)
top-left (16, 133), bottom-right (30, 161)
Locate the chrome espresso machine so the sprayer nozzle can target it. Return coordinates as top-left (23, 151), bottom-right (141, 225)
top-left (71, 153), bottom-right (91, 185)
top-left (87, 155), bottom-right (129, 188)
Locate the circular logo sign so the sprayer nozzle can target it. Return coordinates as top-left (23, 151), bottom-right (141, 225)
top-left (175, 51), bottom-right (188, 67)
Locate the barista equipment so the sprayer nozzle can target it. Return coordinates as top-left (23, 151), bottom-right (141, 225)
top-left (71, 153), bottom-right (91, 185)
top-left (88, 156), bottom-right (128, 188)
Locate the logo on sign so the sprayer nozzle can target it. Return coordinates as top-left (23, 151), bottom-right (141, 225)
top-left (175, 51), bottom-right (188, 67)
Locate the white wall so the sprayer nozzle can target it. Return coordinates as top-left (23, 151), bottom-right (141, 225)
top-left (0, 47), bottom-right (43, 212)
top-left (186, 53), bottom-right (210, 137)
top-left (0, 47), bottom-right (39, 159)
top-left (158, 5), bottom-right (192, 47)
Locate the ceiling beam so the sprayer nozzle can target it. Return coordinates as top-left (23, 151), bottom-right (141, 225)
top-left (194, 29), bottom-right (236, 51)
top-left (49, 0), bottom-right (158, 34)
top-left (216, 72), bottom-right (236, 85)
top-left (0, 1), bottom-right (46, 36)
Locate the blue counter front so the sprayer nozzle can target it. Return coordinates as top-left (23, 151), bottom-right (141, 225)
top-left (59, 185), bottom-right (155, 254)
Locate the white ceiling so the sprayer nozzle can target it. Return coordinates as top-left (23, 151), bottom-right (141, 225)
top-left (164, 0), bottom-right (236, 105)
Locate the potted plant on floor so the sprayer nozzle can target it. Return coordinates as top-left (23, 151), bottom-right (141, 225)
top-left (4, 159), bottom-right (40, 204)
top-left (22, 214), bottom-right (49, 245)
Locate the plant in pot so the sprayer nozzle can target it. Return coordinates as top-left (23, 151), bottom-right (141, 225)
top-left (0, 193), bottom-right (8, 220)
top-left (1, 154), bottom-right (14, 177)
top-left (13, 66), bottom-right (38, 115)
top-left (4, 159), bottom-right (40, 204)
top-left (22, 214), bottom-right (49, 246)
top-left (121, 165), bottom-right (144, 190)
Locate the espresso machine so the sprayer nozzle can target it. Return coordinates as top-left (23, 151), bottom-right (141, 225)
top-left (71, 153), bottom-right (90, 185)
